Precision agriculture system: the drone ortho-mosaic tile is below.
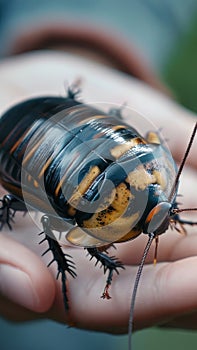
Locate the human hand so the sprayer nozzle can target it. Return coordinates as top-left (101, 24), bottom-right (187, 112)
top-left (0, 51), bottom-right (197, 334)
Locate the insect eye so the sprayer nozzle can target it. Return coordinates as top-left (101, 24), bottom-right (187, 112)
top-left (144, 202), bottom-right (171, 235)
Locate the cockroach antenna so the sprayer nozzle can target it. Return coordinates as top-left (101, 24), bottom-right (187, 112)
top-left (128, 122), bottom-right (197, 350)
top-left (169, 122), bottom-right (197, 203)
top-left (170, 122), bottom-right (197, 226)
top-left (128, 232), bottom-right (155, 350)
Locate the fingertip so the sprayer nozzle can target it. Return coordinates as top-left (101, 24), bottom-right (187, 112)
top-left (0, 234), bottom-right (55, 312)
top-left (129, 256), bottom-right (197, 329)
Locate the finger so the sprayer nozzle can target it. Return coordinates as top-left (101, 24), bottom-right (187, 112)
top-left (166, 118), bottom-right (197, 169)
top-left (130, 256), bottom-right (197, 331)
top-left (51, 252), bottom-right (197, 334)
top-left (116, 228), bottom-right (197, 265)
top-left (0, 234), bottom-right (55, 315)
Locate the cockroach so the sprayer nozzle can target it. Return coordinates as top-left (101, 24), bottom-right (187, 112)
top-left (0, 91), bottom-right (196, 350)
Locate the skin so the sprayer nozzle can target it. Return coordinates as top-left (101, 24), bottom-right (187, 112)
top-left (0, 51), bottom-right (197, 334)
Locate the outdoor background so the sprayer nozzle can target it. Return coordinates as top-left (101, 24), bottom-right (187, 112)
top-left (0, 1), bottom-right (197, 349)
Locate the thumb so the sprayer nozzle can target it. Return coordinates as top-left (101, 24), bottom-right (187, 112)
top-left (0, 234), bottom-right (55, 315)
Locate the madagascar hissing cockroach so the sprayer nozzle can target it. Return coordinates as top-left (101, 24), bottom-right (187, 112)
top-left (0, 90), bottom-right (197, 350)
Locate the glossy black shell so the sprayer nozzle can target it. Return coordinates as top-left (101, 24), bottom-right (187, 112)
top-left (0, 96), bottom-right (176, 244)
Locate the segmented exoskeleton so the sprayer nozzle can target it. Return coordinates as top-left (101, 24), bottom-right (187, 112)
top-left (0, 92), bottom-right (196, 350)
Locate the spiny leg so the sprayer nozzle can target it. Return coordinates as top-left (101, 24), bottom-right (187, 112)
top-left (172, 211), bottom-right (197, 234)
top-left (86, 247), bottom-right (124, 299)
top-left (108, 104), bottom-right (125, 119)
top-left (177, 218), bottom-right (197, 226)
top-left (67, 79), bottom-right (82, 99)
top-left (40, 215), bottom-right (76, 311)
top-left (0, 194), bottom-right (27, 230)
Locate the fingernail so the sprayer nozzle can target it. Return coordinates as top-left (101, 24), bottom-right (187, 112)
top-left (0, 264), bottom-right (40, 310)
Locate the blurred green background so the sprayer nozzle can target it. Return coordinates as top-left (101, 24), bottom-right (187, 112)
top-left (0, 1), bottom-right (197, 350)
top-left (164, 13), bottom-right (197, 113)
